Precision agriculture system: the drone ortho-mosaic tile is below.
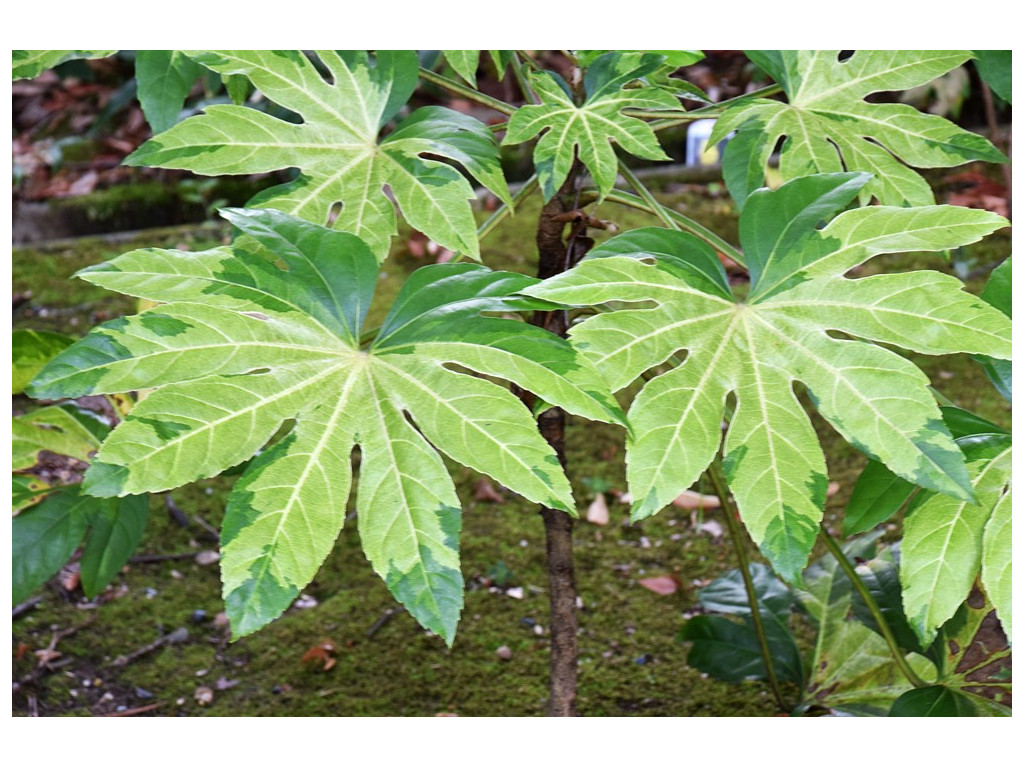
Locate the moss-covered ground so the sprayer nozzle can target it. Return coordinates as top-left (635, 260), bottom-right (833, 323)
top-left (11, 183), bottom-right (1010, 716)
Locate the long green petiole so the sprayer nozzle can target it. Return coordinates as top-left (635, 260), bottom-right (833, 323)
top-left (418, 66), bottom-right (517, 116)
top-left (707, 460), bottom-right (790, 713)
top-left (818, 525), bottom-right (929, 689)
top-left (601, 188), bottom-right (746, 268)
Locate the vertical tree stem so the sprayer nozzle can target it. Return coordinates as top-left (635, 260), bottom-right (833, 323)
top-left (818, 525), bottom-right (928, 688)
top-left (706, 460), bottom-right (789, 712)
top-left (528, 172), bottom-right (582, 717)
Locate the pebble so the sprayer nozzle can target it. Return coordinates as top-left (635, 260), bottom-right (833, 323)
top-left (194, 686), bottom-right (214, 706)
top-left (194, 550), bottom-right (220, 566)
top-left (532, 625), bottom-right (544, 636)
top-left (496, 646), bottom-right (513, 660)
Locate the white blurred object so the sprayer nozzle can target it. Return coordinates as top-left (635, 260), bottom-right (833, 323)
top-left (685, 119), bottom-right (730, 166)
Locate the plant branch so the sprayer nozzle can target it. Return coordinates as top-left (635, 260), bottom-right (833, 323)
top-left (477, 175), bottom-right (539, 244)
top-left (510, 52), bottom-right (540, 105)
top-left (624, 84), bottom-right (785, 130)
top-left (616, 160), bottom-right (678, 231)
top-left (818, 525), bottom-right (929, 688)
top-left (418, 67), bottom-right (517, 116)
top-left (601, 188), bottom-right (747, 267)
top-left (707, 460), bottom-right (789, 712)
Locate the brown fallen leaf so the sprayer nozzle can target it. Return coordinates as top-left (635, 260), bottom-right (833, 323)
top-left (474, 477), bottom-right (504, 503)
top-left (586, 492), bottom-right (610, 525)
top-left (672, 490), bottom-right (721, 510)
top-left (638, 575), bottom-right (681, 596)
top-left (300, 639), bottom-right (338, 671)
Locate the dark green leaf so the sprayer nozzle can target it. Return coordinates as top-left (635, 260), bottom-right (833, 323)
top-left (12, 488), bottom-right (91, 603)
top-left (973, 51), bottom-right (1011, 104)
top-left (680, 614), bottom-right (803, 685)
top-left (135, 50), bottom-right (204, 134)
top-left (890, 686), bottom-right (979, 716)
top-left (697, 563), bottom-right (792, 617)
top-left (79, 494), bottom-right (149, 597)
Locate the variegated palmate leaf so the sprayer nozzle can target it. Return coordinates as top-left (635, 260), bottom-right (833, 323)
top-left (503, 52), bottom-right (678, 200)
top-left (902, 445), bottom-right (1011, 646)
top-left (126, 50), bottom-right (511, 261)
top-left (524, 172), bottom-right (1010, 582)
top-left (710, 51), bottom-right (1006, 209)
top-left (29, 208), bottom-right (624, 643)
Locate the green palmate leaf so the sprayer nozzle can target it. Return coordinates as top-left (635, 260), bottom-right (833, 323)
top-left (901, 446), bottom-right (1011, 646)
top-left (710, 51), bottom-right (1006, 209)
top-left (29, 208), bottom-right (622, 643)
top-left (503, 52), bottom-right (677, 200)
top-left (135, 50), bottom-right (204, 134)
top-left (523, 173), bottom-right (1010, 582)
top-left (12, 404), bottom-right (108, 471)
top-left (126, 50), bottom-right (510, 261)
top-left (12, 330), bottom-right (74, 394)
top-left (12, 50), bottom-right (115, 79)
top-left (843, 405), bottom-right (1010, 536)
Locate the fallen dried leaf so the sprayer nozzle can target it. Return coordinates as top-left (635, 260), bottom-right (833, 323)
top-left (474, 477), bottom-right (504, 503)
top-left (672, 490), bottom-right (721, 510)
top-left (586, 492), bottom-right (610, 525)
top-left (638, 576), bottom-right (681, 596)
top-left (301, 639), bottom-right (338, 671)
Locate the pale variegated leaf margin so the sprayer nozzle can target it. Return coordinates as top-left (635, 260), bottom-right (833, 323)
top-left (522, 172), bottom-right (1010, 582)
top-left (125, 50), bottom-right (511, 261)
top-left (710, 51), bottom-right (1006, 209)
top-left (13, 50), bottom-right (116, 80)
top-left (28, 208), bottom-right (623, 643)
top-left (901, 446), bottom-right (1011, 647)
top-left (503, 51), bottom-right (678, 201)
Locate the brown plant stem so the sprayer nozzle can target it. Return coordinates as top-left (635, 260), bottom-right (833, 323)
top-left (527, 170), bottom-right (584, 717)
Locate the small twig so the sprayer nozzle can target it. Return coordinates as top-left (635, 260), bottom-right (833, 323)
top-left (100, 702), bottom-right (164, 717)
top-left (113, 627), bottom-right (189, 667)
top-left (366, 607), bottom-right (400, 638)
top-left (128, 552), bottom-right (200, 564)
top-left (12, 596), bottom-right (43, 619)
top-left (165, 494), bottom-right (190, 527)
top-left (192, 514), bottom-right (220, 542)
